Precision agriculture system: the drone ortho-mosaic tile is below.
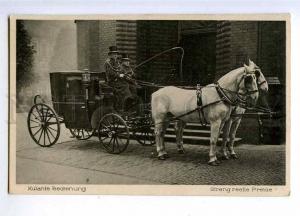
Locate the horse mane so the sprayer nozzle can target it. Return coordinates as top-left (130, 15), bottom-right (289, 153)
top-left (217, 67), bottom-right (246, 91)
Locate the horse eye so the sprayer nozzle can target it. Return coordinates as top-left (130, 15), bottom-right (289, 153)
top-left (255, 70), bottom-right (260, 78)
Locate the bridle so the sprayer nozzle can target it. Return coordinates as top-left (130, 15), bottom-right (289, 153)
top-left (215, 69), bottom-right (259, 106)
top-left (237, 73), bottom-right (259, 96)
top-left (254, 67), bottom-right (268, 88)
top-left (257, 80), bottom-right (267, 87)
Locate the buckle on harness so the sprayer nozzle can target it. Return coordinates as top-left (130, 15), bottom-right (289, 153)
top-left (196, 84), bottom-right (202, 107)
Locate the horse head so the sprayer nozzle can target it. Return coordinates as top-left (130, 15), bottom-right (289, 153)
top-left (242, 59), bottom-right (259, 107)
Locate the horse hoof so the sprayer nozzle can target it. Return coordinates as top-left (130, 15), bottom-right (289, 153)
top-left (164, 153), bottom-right (170, 158)
top-left (230, 154), bottom-right (239, 159)
top-left (158, 155), bottom-right (166, 160)
top-left (221, 155), bottom-right (230, 160)
top-left (208, 161), bottom-right (219, 166)
top-left (216, 159), bottom-right (221, 164)
top-left (178, 149), bottom-right (185, 154)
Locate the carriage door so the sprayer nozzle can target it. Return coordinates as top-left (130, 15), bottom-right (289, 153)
top-left (180, 32), bottom-right (216, 85)
top-left (64, 76), bottom-right (91, 129)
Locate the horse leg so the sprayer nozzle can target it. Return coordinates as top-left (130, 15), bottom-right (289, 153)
top-left (161, 120), bottom-right (170, 158)
top-left (228, 118), bottom-right (242, 159)
top-left (221, 120), bottom-right (232, 160)
top-left (154, 120), bottom-right (168, 160)
top-left (174, 120), bottom-right (186, 154)
top-left (208, 119), bottom-right (222, 166)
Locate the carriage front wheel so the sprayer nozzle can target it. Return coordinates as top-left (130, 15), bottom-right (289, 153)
top-left (27, 103), bottom-right (60, 147)
top-left (97, 113), bottom-right (130, 154)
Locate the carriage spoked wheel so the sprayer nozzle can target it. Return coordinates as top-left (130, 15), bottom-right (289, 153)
top-left (69, 128), bottom-right (94, 140)
top-left (27, 103), bottom-right (61, 147)
top-left (134, 116), bottom-right (155, 146)
top-left (97, 113), bottom-right (130, 154)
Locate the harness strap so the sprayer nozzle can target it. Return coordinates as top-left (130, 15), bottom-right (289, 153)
top-left (257, 80), bottom-right (267, 86)
top-left (173, 99), bottom-right (224, 125)
top-left (215, 82), bottom-right (239, 106)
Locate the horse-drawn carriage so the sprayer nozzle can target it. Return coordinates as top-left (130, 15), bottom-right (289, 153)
top-left (27, 46), bottom-right (274, 165)
top-left (27, 69), bottom-right (155, 154)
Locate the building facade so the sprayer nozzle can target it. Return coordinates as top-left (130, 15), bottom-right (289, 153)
top-left (76, 20), bottom-right (285, 85)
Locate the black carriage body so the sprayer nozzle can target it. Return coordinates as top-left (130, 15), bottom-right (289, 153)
top-left (49, 71), bottom-right (114, 129)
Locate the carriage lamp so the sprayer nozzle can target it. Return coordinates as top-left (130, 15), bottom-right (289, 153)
top-left (82, 69), bottom-right (91, 87)
top-left (82, 69), bottom-right (91, 100)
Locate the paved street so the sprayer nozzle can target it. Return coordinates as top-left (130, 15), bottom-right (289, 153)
top-left (16, 113), bottom-right (286, 185)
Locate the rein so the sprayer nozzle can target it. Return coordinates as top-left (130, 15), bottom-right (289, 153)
top-left (215, 71), bottom-right (259, 106)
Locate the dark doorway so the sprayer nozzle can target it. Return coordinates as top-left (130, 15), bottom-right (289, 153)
top-left (180, 32), bottom-right (216, 85)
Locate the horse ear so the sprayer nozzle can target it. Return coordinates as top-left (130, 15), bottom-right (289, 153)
top-left (244, 64), bottom-right (250, 73)
top-left (249, 59), bottom-right (255, 66)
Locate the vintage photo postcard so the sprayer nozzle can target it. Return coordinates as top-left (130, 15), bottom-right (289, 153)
top-left (9, 14), bottom-right (290, 195)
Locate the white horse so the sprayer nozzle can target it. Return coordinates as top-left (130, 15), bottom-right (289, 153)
top-left (220, 61), bottom-right (268, 160)
top-left (151, 60), bottom-right (259, 165)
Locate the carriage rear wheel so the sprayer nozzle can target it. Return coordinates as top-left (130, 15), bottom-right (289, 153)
top-left (97, 113), bottom-right (130, 154)
top-left (69, 128), bottom-right (94, 140)
top-left (27, 103), bottom-right (60, 147)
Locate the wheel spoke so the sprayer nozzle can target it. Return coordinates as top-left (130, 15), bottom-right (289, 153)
top-left (113, 117), bottom-right (120, 131)
top-left (34, 106), bottom-right (43, 121)
top-left (43, 108), bottom-right (50, 123)
top-left (43, 127), bottom-right (46, 146)
top-left (104, 137), bottom-right (114, 151)
top-left (45, 115), bottom-right (53, 123)
top-left (31, 111), bottom-right (41, 121)
top-left (48, 125), bottom-right (58, 132)
top-left (33, 126), bottom-right (42, 137)
top-left (116, 136), bottom-right (125, 147)
top-left (37, 127), bottom-right (44, 143)
top-left (115, 137), bottom-right (121, 152)
top-left (38, 105), bottom-right (45, 121)
top-left (112, 137), bottom-right (116, 152)
top-left (30, 119), bottom-right (41, 124)
top-left (46, 127), bottom-right (56, 139)
top-left (104, 118), bottom-right (113, 131)
top-left (101, 123), bottom-right (110, 132)
top-left (45, 127), bottom-right (52, 145)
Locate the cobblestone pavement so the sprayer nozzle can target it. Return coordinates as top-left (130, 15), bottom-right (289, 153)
top-left (16, 113), bottom-right (286, 185)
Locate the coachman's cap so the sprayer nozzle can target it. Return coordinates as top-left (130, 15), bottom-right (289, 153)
top-left (108, 46), bottom-right (119, 54)
top-left (121, 53), bottom-right (130, 61)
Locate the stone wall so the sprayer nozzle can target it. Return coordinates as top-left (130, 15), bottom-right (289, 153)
top-left (136, 21), bottom-right (179, 83)
top-left (215, 21), bottom-right (259, 79)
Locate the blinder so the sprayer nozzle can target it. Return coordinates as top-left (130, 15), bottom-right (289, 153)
top-left (242, 73), bottom-right (259, 96)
